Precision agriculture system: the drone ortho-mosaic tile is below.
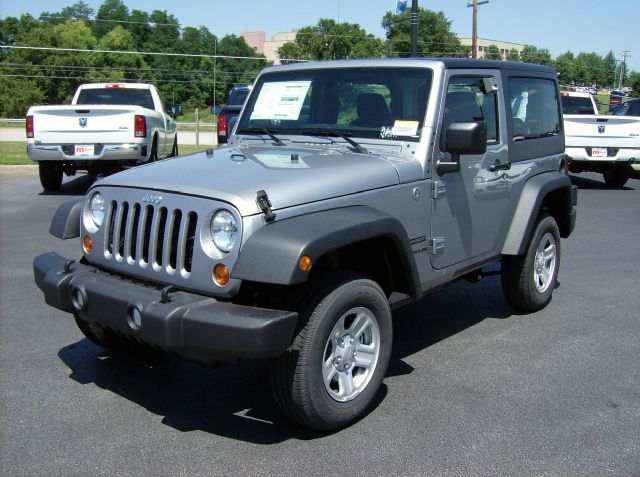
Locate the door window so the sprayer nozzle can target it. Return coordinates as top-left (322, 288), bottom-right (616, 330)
top-left (441, 76), bottom-right (499, 149)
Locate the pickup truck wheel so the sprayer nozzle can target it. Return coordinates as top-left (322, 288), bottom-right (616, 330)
top-left (38, 162), bottom-right (63, 191)
top-left (270, 272), bottom-right (392, 431)
top-left (501, 213), bottom-right (561, 313)
top-left (170, 136), bottom-right (178, 157)
top-left (603, 167), bottom-right (629, 187)
top-left (149, 138), bottom-right (158, 163)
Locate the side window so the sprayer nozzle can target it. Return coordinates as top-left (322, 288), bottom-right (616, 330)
top-left (508, 77), bottom-right (560, 140)
top-left (441, 76), bottom-right (499, 149)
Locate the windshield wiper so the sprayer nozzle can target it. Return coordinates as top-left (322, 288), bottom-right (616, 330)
top-left (301, 128), bottom-right (368, 154)
top-left (237, 128), bottom-right (285, 146)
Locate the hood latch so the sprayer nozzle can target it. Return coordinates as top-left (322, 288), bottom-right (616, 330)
top-left (256, 190), bottom-right (276, 223)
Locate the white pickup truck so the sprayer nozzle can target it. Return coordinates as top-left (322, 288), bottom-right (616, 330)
top-left (562, 92), bottom-right (640, 187)
top-left (26, 83), bottom-right (178, 191)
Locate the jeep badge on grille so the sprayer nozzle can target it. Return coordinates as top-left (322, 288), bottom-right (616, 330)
top-left (142, 194), bottom-right (162, 205)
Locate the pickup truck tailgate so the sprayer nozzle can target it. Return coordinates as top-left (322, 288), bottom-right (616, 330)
top-left (31, 105), bottom-right (139, 144)
top-left (564, 115), bottom-right (640, 148)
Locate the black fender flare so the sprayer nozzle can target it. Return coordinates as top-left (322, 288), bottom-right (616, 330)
top-left (232, 206), bottom-right (422, 299)
top-left (49, 198), bottom-right (83, 239)
top-left (502, 172), bottom-right (576, 255)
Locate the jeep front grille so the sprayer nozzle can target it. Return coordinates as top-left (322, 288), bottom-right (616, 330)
top-left (104, 200), bottom-right (197, 276)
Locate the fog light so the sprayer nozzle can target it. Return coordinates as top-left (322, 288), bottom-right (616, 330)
top-left (127, 306), bottom-right (142, 330)
top-left (83, 235), bottom-right (93, 253)
top-left (213, 264), bottom-right (230, 286)
top-left (298, 255), bottom-right (312, 272)
top-left (71, 287), bottom-right (87, 312)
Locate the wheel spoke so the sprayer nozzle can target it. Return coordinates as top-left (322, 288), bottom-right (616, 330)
top-left (543, 244), bottom-right (556, 261)
top-left (354, 344), bottom-right (376, 369)
top-left (348, 311), bottom-right (371, 339)
top-left (323, 356), bottom-right (337, 385)
top-left (338, 371), bottom-right (355, 397)
top-left (540, 267), bottom-right (551, 286)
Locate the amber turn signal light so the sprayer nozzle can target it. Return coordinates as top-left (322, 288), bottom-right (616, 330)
top-left (213, 264), bottom-right (230, 286)
top-left (83, 235), bottom-right (92, 253)
top-left (298, 255), bottom-right (312, 272)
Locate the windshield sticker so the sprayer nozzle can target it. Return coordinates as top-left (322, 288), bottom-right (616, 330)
top-left (253, 152), bottom-right (309, 169)
top-left (392, 120), bottom-right (419, 137)
top-left (250, 81), bottom-right (311, 121)
top-left (380, 126), bottom-right (397, 139)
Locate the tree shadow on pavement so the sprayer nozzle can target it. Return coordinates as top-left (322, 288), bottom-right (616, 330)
top-left (57, 268), bottom-right (513, 443)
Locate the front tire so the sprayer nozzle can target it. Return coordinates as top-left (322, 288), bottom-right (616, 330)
top-left (270, 272), bottom-right (392, 431)
top-left (38, 162), bottom-right (63, 191)
top-left (501, 213), bottom-right (561, 312)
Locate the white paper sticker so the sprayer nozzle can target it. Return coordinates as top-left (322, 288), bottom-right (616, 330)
top-left (253, 153), bottom-right (309, 169)
top-left (391, 120), bottom-right (419, 137)
top-left (250, 81), bottom-right (311, 121)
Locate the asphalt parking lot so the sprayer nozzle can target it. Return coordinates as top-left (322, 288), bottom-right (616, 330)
top-left (1, 166), bottom-right (639, 476)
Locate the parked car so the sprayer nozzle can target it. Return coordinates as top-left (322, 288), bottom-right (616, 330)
top-left (35, 59), bottom-right (577, 431)
top-left (611, 98), bottom-right (640, 116)
top-left (216, 84), bottom-right (252, 144)
top-left (26, 83), bottom-right (178, 191)
top-left (560, 91), bottom-right (598, 115)
top-left (609, 92), bottom-right (625, 112)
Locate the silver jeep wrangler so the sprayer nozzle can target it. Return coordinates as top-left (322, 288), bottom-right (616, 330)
top-left (34, 58), bottom-right (577, 431)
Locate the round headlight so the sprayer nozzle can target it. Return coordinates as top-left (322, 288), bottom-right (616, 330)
top-left (211, 209), bottom-right (238, 252)
top-left (89, 192), bottom-right (105, 227)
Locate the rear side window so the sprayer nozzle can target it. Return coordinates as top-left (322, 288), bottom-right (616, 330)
top-left (228, 88), bottom-right (250, 106)
top-left (509, 78), bottom-right (560, 140)
top-left (441, 76), bottom-right (499, 149)
top-left (76, 88), bottom-right (155, 110)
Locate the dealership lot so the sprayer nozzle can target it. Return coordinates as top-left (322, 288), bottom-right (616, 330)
top-left (1, 166), bottom-right (638, 476)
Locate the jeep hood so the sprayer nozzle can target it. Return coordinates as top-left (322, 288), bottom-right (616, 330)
top-left (96, 145), bottom-right (418, 216)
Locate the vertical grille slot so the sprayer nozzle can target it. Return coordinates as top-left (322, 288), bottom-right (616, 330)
top-left (183, 212), bottom-right (197, 273)
top-left (127, 203), bottom-right (141, 262)
top-left (106, 201), bottom-right (117, 256)
top-left (141, 205), bottom-right (154, 264)
top-left (154, 207), bottom-right (168, 267)
top-left (168, 209), bottom-right (182, 270)
top-left (115, 202), bottom-right (129, 260)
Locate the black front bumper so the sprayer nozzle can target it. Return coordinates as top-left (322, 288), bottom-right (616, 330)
top-left (34, 252), bottom-right (298, 364)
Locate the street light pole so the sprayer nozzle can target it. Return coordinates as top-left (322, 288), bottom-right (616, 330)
top-left (467, 0), bottom-right (489, 59)
top-left (410, 0), bottom-right (418, 57)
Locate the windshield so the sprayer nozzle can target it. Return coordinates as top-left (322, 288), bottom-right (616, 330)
top-left (237, 67), bottom-right (432, 142)
top-left (76, 88), bottom-right (155, 110)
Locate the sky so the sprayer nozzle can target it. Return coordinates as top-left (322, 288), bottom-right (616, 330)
top-left (1, 0), bottom-right (638, 71)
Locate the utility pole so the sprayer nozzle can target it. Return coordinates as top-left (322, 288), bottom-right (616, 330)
top-left (619, 50), bottom-right (631, 90)
top-left (467, 0), bottom-right (489, 59)
top-left (410, 0), bottom-right (419, 57)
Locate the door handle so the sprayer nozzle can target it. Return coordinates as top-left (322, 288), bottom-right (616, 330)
top-left (489, 161), bottom-right (511, 172)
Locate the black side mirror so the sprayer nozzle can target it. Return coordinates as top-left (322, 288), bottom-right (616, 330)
top-left (437, 121), bottom-right (487, 175)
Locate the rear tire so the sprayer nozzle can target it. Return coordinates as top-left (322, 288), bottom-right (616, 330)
top-left (38, 162), bottom-right (63, 191)
top-left (603, 167), bottom-right (629, 187)
top-left (170, 135), bottom-right (178, 157)
top-left (148, 137), bottom-right (158, 163)
top-left (270, 272), bottom-right (392, 431)
top-left (501, 213), bottom-right (561, 313)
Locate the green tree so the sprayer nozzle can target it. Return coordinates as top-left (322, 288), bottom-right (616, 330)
top-left (603, 51), bottom-right (617, 87)
top-left (521, 45), bottom-right (552, 65)
top-left (382, 8), bottom-right (465, 57)
top-left (628, 72), bottom-right (640, 97)
top-left (507, 48), bottom-right (521, 62)
top-left (92, 0), bottom-right (129, 39)
top-left (87, 25), bottom-right (146, 83)
top-left (484, 44), bottom-right (502, 60)
top-left (277, 19), bottom-right (382, 62)
top-left (555, 51), bottom-right (577, 84)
